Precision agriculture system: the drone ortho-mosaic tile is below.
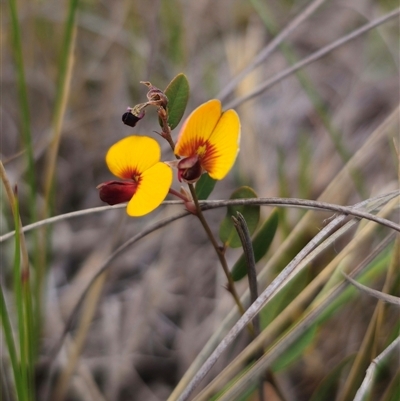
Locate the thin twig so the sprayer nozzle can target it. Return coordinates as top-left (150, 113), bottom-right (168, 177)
top-left (0, 203), bottom-right (178, 243)
top-left (225, 8), bottom-right (400, 109)
top-left (200, 196), bottom-right (400, 233)
top-left (2, 192), bottom-right (399, 243)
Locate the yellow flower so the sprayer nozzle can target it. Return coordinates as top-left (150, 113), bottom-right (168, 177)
top-left (174, 99), bottom-right (241, 183)
top-left (97, 136), bottom-right (172, 217)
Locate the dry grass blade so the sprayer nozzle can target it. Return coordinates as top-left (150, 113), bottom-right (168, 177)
top-left (191, 197), bottom-right (398, 401)
top-left (353, 336), bottom-right (400, 401)
top-left (226, 8), bottom-right (400, 109)
top-left (204, 232), bottom-right (397, 401)
top-left (336, 232), bottom-right (400, 401)
top-left (43, 2), bottom-right (78, 210)
top-left (177, 193), bottom-right (399, 401)
top-left (217, 0), bottom-right (327, 101)
top-left (342, 271), bottom-right (400, 306)
top-left (51, 273), bottom-right (108, 401)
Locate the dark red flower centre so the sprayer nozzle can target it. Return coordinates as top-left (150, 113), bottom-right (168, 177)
top-left (177, 155), bottom-right (203, 183)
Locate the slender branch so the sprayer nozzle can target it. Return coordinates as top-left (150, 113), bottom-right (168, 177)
top-left (1, 192), bottom-right (399, 243)
top-left (199, 196), bottom-right (400, 232)
top-left (225, 8), bottom-right (400, 109)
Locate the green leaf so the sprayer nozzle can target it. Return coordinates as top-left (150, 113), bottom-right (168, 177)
top-left (260, 269), bottom-right (309, 329)
top-left (270, 325), bottom-right (317, 373)
top-left (162, 73), bottom-right (189, 130)
top-left (219, 187), bottom-right (260, 248)
top-left (231, 208), bottom-right (279, 281)
top-left (195, 173), bottom-right (217, 200)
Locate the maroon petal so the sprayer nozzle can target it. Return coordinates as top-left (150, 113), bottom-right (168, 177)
top-left (177, 154), bottom-right (199, 169)
top-left (177, 156), bottom-right (203, 183)
top-left (97, 180), bottom-right (137, 205)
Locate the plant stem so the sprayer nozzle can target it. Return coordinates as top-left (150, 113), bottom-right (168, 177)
top-left (159, 98), bottom-right (249, 320)
top-left (188, 185), bottom-right (250, 323)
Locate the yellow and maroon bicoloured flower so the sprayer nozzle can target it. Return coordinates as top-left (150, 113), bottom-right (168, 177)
top-left (174, 99), bottom-right (241, 183)
top-left (97, 136), bottom-right (172, 217)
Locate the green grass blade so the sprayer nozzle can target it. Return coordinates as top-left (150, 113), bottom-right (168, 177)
top-left (38, 0), bottom-right (79, 360)
top-left (44, 0), bottom-right (79, 207)
top-left (7, 0), bottom-right (37, 216)
top-left (0, 283), bottom-right (23, 400)
top-left (12, 192), bottom-right (29, 401)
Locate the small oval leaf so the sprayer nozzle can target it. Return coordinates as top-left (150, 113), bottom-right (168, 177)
top-left (231, 208), bottom-right (279, 281)
top-left (161, 73), bottom-right (189, 130)
top-left (219, 187), bottom-right (260, 248)
top-left (195, 173), bottom-right (217, 200)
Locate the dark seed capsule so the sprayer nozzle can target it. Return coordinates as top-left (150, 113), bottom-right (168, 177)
top-left (122, 112), bottom-right (140, 127)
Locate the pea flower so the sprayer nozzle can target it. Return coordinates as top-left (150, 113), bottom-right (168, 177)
top-left (174, 99), bottom-right (241, 183)
top-left (97, 136), bottom-right (172, 216)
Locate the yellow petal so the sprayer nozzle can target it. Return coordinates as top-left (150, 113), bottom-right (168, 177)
top-left (126, 162), bottom-right (172, 216)
top-left (106, 136), bottom-right (161, 180)
top-left (175, 99), bottom-right (222, 158)
top-left (202, 109), bottom-right (241, 180)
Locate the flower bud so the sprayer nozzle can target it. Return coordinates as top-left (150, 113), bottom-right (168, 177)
top-left (97, 180), bottom-right (137, 205)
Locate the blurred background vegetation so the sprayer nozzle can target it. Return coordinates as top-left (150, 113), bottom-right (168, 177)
top-left (1, 0), bottom-right (399, 400)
